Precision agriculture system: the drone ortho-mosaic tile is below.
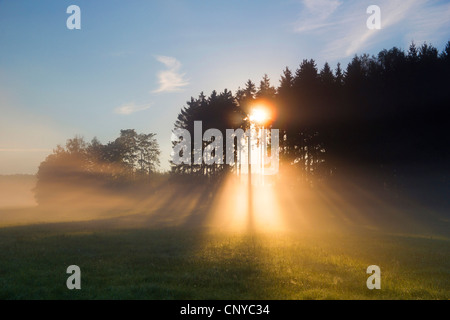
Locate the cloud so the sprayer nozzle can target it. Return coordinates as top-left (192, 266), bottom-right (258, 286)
top-left (114, 102), bottom-right (151, 115)
top-left (153, 56), bottom-right (189, 93)
top-left (293, 0), bottom-right (450, 60)
top-left (294, 0), bottom-right (343, 33)
top-left (403, 1), bottom-right (450, 44)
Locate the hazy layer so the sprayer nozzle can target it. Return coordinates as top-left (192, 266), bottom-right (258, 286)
top-left (0, 172), bottom-right (448, 239)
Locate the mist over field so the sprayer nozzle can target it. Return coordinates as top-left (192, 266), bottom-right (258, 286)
top-left (0, 167), bottom-right (448, 300)
top-left (0, 166), bottom-right (448, 238)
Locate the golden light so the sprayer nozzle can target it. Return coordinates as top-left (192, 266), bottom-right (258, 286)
top-left (249, 107), bottom-right (269, 125)
top-left (206, 175), bottom-right (286, 233)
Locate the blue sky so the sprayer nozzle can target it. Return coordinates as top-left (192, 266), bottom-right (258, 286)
top-left (1, 0), bottom-right (449, 173)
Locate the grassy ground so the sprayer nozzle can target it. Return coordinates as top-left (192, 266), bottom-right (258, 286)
top-left (0, 221), bottom-right (448, 299)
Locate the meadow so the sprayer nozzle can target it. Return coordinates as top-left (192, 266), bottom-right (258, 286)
top-left (0, 219), bottom-right (448, 299)
top-left (0, 174), bottom-right (448, 300)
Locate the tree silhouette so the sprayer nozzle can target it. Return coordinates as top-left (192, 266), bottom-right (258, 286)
top-left (170, 40), bottom-right (449, 202)
top-left (172, 89), bottom-right (246, 179)
top-left (35, 130), bottom-right (161, 204)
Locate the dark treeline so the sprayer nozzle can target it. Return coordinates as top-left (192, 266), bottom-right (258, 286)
top-left (35, 130), bottom-right (161, 204)
top-left (36, 41), bottom-right (449, 208)
top-left (172, 41), bottom-right (449, 204)
top-left (172, 89), bottom-right (246, 181)
top-left (274, 42), bottom-right (450, 182)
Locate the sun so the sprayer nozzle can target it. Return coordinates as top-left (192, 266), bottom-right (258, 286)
top-left (249, 107), bottom-right (269, 125)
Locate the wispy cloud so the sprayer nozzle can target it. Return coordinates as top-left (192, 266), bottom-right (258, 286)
top-left (114, 102), bottom-right (151, 115)
top-left (294, 0), bottom-right (343, 33)
top-left (293, 0), bottom-right (450, 60)
top-left (153, 56), bottom-right (189, 93)
top-left (404, 1), bottom-right (450, 44)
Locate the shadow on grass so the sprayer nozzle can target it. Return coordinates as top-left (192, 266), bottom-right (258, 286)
top-left (0, 220), bottom-right (449, 299)
top-left (0, 175), bottom-right (449, 299)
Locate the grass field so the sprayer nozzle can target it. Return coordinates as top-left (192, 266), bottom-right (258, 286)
top-left (0, 175), bottom-right (448, 300)
top-left (0, 222), bottom-right (448, 299)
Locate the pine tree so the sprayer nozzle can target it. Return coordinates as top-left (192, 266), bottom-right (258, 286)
top-left (257, 74), bottom-right (276, 98)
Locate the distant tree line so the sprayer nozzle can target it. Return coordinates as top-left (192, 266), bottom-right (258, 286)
top-left (172, 41), bottom-right (450, 189)
top-left (35, 129), bottom-right (160, 204)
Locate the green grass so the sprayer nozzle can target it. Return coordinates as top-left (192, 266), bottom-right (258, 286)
top-left (0, 221), bottom-right (448, 299)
